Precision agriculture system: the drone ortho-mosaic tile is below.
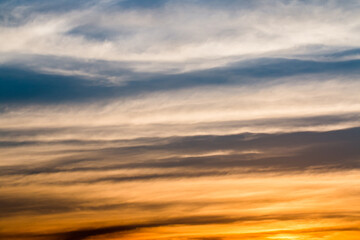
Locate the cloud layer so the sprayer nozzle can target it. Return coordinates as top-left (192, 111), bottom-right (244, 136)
top-left (1, 1), bottom-right (360, 240)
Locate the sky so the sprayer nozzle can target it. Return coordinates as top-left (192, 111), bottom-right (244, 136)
top-left (0, 0), bottom-right (360, 239)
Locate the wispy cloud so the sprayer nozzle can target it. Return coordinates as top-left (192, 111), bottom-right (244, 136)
top-left (1, 0), bottom-right (360, 73)
top-left (1, 1), bottom-right (360, 240)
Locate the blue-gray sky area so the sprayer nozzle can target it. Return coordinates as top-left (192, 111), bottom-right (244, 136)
top-left (1, 1), bottom-right (360, 240)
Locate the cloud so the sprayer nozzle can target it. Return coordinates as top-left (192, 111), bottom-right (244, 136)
top-left (1, 75), bottom-right (359, 146)
top-left (0, 194), bottom-right (81, 216)
top-left (0, 57), bottom-right (360, 105)
top-left (1, 1), bottom-right (360, 240)
top-left (1, 113), bottom-right (359, 144)
top-left (1, 0), bottom-right (360, 72)
top-left (1, 127), bottom-right (359, 183)
top-left (0, 66), bottom-right (122, 104)
top-left (2, 213), bottom-right (359, 240)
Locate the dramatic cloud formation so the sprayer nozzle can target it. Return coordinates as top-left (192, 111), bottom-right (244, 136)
top-left (1, 1), bottom-right (359, 240)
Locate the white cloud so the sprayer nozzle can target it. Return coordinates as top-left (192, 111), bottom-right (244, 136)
top-left (1, 78), bottom-right (359, 141)
top-left (1, 0), bottom-right (360, 72)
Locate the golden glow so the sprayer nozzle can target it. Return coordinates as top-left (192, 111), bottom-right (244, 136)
top-left (1, 170), bottom-right (359, 239)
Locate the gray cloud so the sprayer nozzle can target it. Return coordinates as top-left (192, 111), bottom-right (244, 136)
top-left (2, 57), bottom-right (360, 106)
top-left (1, 127), bottom-right (359, 182)
top-left (0, 194), bottom-right (81, 217)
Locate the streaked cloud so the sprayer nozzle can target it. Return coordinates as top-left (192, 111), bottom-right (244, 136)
top-left (1, 1), bottom-right (359, 240)
top-left (1, 0), bottom-right (360, 73)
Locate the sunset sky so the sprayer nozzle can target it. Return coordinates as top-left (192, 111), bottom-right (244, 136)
top-left (0, 1), bottom-right (360, 240)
